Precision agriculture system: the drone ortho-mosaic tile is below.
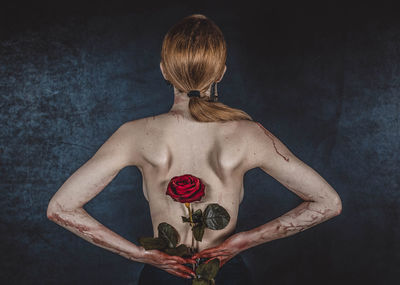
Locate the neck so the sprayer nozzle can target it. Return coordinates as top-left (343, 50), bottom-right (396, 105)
top-left (168, 85), bottom-right (213, 118)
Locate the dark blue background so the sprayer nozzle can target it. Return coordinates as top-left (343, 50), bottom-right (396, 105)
top-left (1, 1), bottom-right (399, 284)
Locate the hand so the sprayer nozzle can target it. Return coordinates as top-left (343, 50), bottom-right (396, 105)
top-left (190, 232), bottom-right (251, 268)
top-left (137, 248), bottom-right (197, 279)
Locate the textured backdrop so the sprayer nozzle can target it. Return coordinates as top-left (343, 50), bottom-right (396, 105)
top-left (1, 1), bottom-right (399, 284)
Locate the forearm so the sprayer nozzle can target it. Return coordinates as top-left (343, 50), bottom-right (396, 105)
top-left (240, 201), bottom-right (340, 251)
top-left (47, 201), bottom-right (145, 262)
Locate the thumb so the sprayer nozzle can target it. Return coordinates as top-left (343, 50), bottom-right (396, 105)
top-left (182, 257), bottom-right (197, 264)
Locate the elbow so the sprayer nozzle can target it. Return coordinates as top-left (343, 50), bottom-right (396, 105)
top-left (46, 200), bottom-right (61, 221)
top-left (46, 204), bottom-right (56, 220)
top-left (330, 195), bottom-right (342, 216)
top-left (332, 205), bottom-right (342, 216)
top-left (47, 200), bottom-right (81, 224)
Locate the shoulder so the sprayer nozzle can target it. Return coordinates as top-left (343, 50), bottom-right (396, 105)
top-left (234, 119), bottom-right (258, 132)
top-left (118, 116), bottom-right (161, 143)
top-left (109, 116), bottom-right (163, 167)
top-left (122, 115), bottom-right (164, 133)
top-left (233, 120), bottom-right (269, 145)
top-left (120, 114), bottom-right (170, 143)
top-left (236, 120), bottom-right (294, 172)
top-left (235, 120), bottom-right (284, 146)
top-left (114, 118), bottom-right (144, 141)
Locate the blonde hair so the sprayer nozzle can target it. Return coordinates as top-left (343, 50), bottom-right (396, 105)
top-left (160, 14), bottom-right (253, 122)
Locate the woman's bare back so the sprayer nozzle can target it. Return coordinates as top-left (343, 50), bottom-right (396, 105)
top-left (47, 105), bottom-right (342, 278)
top-left (135, 112), bottom-right (247, 252)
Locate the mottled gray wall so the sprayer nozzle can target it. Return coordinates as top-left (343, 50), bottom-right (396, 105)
top-left (1, 1), bottom-right (399, 284)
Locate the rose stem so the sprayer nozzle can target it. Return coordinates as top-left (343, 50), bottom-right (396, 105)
top-left (184, 203), bottom-right (193, 226)
top-left (190, 205), bottom-right (195, 248)
top-left (184, 203), bottom-right (194, 248)
top-left (185, 202), bottom-right (196, 271)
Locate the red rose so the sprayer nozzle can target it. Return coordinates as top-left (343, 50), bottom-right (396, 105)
top-left (166, 174), bottom-right (205, 203)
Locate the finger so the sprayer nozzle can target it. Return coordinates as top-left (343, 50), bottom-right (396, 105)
top-left (171, 265), bottom-right (196, 279)
top-left (175, 264), bottom-right (196, 277)
top-left (195, 251), bottom-right (220, 259)
top-left (198, 249), bottom-right (232, 259)
top-left (166, 268), bottom-right (193, 279)
top-left (168, 256), bottom-right (187, 264)
top-left (184, 258), bottom-right (197, 265)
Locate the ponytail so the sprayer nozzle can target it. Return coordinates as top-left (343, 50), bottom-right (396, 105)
top-left (161, 14), bottom-right (253, 123)
top-left (188, 98), bottom-right (253, 122)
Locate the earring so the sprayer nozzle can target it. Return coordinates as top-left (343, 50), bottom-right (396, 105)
top-left (209, 82), bottom-right (218, 102)
top-left (214, 82), bottom-right (218, 101)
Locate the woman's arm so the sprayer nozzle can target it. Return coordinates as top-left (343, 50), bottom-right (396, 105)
top-left (46, 121), bottom-right (146, 262)
top-left (240, 121), bottom-right (342, 250)
top-left (191, 121), bottom-right (342, 263)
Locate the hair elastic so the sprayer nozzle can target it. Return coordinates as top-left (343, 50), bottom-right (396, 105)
top-left (187, 90), bottom-right (201, 97)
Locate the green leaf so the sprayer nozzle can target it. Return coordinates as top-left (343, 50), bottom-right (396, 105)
top-left (164, 244), bottom-right (190, 257)
top-left (195, 258), bottom-right (220, 280)
top-left (158, 222), bottom-right (180, 248)
top-left (192, 278), bottom-right (210, 285)
top-left (192, 223), bottom-right (206, 241)
top-left (203, 203), bottom-right (231, 230)
top-left (182, 216), bottom-right (191, 223)
top-left (192, 209), bottom-right (203, 223)
top-left (138, 237), bottom-right (167, 250)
